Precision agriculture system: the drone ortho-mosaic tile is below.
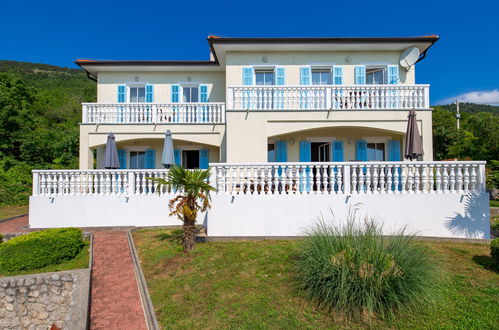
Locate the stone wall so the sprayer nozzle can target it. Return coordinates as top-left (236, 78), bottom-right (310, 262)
top-left (0, 268), bottom-right (90, 330)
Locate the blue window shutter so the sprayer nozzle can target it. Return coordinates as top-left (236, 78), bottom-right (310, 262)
top-left (242, 67), bottom-right (254, 85)
top-left (174, 149), bottom-right (181, 166)
top-left (300, 67), bottom-right (311, 85)
top-left (332, 141), bottom-right (344, 161)
top-left (145, 149), bottom-right (156, 169)
top-left (171, 85), bottom-right (180, 103)
top-left (199, 149), bottom-right (209, 169)
top-left (355, 66), bottom-right (366, 85)
top-left (117, 85), bottom-right (126, 103)
top-left (117, 149), bottom-right (126, 169)
top-left (145, 84), bottom-right (154, 102)
top-left (276, 141), bottom-right (287, 162)
top-left (388, 65), bottom-right (399, 84)
top-left (199, 85), bottom-right (208, 102)
top-left (333, 66), bottom-right (343, 85)
top-left (388, 140), bottom-right (401, 161)
top-left (299, 141), bottom-right (311, 162)
top-left (276, 67), bottom-right (285, 85)
top-left (356, 140), bottom-right (368, 161)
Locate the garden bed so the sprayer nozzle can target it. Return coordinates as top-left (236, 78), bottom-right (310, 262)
top-left (133, 229), bottom-right (498, 329)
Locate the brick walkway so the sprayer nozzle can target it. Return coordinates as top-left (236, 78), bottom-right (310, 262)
top-left (90, 231), bottom-right (148, 330)
top-left (0, 215), bottom-right (29, 233)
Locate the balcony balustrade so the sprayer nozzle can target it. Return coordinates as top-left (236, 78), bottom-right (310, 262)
top-left (228, 84), bottom-right (430, 110)
top-left (82, 102), bottom-right (225, 124)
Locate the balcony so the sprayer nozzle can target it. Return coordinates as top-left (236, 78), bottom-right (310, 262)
top-left (228, 85), bottom-right (430, 111)
top-left (82, 102), bottom-right (225, 124)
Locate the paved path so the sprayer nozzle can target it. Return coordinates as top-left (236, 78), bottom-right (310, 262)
top-left (0, 215), bottom-right (29, 233)
top-left (90, 231), bottom-right (148, 330)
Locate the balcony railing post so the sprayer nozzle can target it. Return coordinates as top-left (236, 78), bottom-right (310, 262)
top-left (424, 86), bottom-right (430, 109)
top-left (479, 164), bottom-right (486, 192)
top-left (32, 171), bottom-right (40, 196)
top-left (326, 88), bottom-right (332, 110)
top-left (343, 165), bottom-right (351, 194)
top-left (82, 104), bottom-right (88, 123)
top-left (228, 88), bottom-right (234, 110)
top-left (128, 171), bottom-right (135, 196)
top-left (152, 104), bottom-right (157, 123)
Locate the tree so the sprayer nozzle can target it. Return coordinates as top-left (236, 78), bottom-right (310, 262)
top-left (150, 166), bottom-right (215, 252)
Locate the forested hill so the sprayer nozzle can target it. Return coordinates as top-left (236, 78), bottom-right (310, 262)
top-left (0, 60), bottom-right (96, 205)
top-left (435, 102), bottom-right (499, 115)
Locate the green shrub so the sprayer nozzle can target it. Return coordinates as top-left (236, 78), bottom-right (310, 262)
top-left (294, 213), bottom-right (437, 319)
top-left (0, 228), bottom-right (83, 272)
top-left (491, 238), bottom-right (499, 263)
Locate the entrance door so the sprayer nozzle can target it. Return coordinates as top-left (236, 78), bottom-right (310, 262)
top-left (182, 150), bottom-right (200, 169)
top-left (311, 142), bottom-right (330, 162)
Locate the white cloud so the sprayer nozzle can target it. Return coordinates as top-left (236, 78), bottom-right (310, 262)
top-left (438, 89), bottom-right (499, 105)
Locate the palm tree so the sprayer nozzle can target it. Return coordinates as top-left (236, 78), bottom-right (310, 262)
top-left (149, 166), bottom-right (215, 252)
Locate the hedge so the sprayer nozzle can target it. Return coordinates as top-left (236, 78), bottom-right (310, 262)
top-left (492, 238), bottom-right (499, 264)
top-left (0, 227), bottom-right (84, 272)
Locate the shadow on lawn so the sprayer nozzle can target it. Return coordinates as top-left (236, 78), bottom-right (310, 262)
top-left (472, 255), bottom-right (498, 273)
top-left (155, 229), bottom-right (183, 243)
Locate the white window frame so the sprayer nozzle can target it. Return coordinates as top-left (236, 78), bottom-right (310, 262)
top-left (306, 137), bottom-right (336, 162)
top-left (363, 136), bottom-right (391, 161)
top-left (178, 146), bottom-right (201, 168)
top-left (365, 66), bottom-right (387, 85)
top-left (125, 82), bottom-right (147, 103)
top-left (124, 146), bottom-right (149, 169)
top-left (311, 67), bottom-right (332, 85)
top-left (179, 83), bottom-right (201, 103)
top-left (254, 67), bottom-right (276, 86)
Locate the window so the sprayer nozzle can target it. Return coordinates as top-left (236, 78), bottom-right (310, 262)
top-left (129, 151), bottom-right (146, 169)
top-left (366, 68), bottom-right (386, 85)
top-left (311, 142), bottom-right (330, 162)
top-left (129, 86), bottom-right (146, 102)
top-left (182, 150), bottom-right (200, 169)
top-left (367, 143), bottom-right (385, 161)
top-left (255, 70), bottom-right (275, 85)
top-left (267, 143), bottom-right (276, 162)
top-left (183, 86), bottom-right (199, 102)
top-left (312, 69), bottom-right (331, 85)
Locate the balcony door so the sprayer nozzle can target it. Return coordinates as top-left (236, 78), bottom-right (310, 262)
top-left (183, 86), bottom-right (199, 103)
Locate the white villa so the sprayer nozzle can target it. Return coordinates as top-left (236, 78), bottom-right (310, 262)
top-left (29, 36), bottom-right (490, 239)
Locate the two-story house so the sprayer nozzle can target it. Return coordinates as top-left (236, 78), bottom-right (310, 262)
top-left (76, 36), bottom-right (438, 170)
top-left (30, 35), bottom-right (490, 239)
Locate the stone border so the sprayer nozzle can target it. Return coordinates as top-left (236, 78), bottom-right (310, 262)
top-left (0, 213), bottom-right (29, 224)
top-left (127, 230), bottom-right (160, 330)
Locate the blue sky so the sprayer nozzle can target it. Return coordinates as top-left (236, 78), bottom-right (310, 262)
top-left (1, 0), bottom-right (498, 105)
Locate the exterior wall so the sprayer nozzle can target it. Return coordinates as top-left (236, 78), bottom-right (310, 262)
top-left (225, 110), bottom-right (433, 162)
top-left (274, 127), bottom-right (403, 162)
top-left (29, 193), bottom-right (491, 239)
top-left (225, 51), bottom-right (415, 86)
top-left (207, 193), bottom-right (490, 239)
top-left (79, 123), bottom-right (226, 169)
top-left (95, 139), bottom-right (220, 169)
top-left (97, 71), bottom-right (226, 103)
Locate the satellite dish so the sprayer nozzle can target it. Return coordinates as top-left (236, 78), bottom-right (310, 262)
top-left (400, 47), bottom-right (420, 68)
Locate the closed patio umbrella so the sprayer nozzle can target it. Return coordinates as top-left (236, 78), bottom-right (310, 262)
top-left (161, 130), bottom-right (175, 168)
top-left (405, 109), bottom-right (424, 160)
top-left (104, 133), bottom-right (120, 169)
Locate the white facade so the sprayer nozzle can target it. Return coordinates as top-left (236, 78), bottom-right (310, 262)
top-left (76, 36), bottom-right (438, 170)
top-left (29, 36), bottom-right (492, 239)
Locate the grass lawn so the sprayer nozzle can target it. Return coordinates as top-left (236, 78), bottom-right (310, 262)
top-left (0, 205), bottom-right (28, 220)
top-left (133, 229), bottom-right (498, 329)
top-left (0, 241), bottom-right (90, 277)
top-left (491, 200), bottom-right (499, 208)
